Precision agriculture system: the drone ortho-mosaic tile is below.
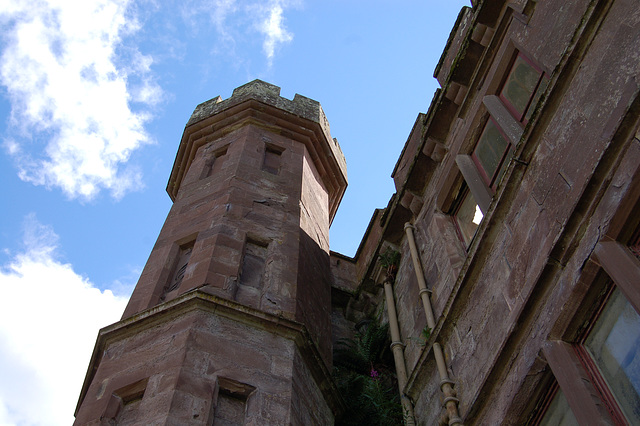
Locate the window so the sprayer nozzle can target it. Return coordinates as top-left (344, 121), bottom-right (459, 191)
top-left (239, 239), bottom-right (268, 289)
top-left (262, 145), bottom-right (283, 174)
top-left (471, 52), bottom-right (547, 190)
top-left (203, 145), bottom-right (228, 178)
top-left (538, 386), bottom-right (579, 426)
top-left (213, 392), bottom-right (245, 426)
top-left (453, 51), bottom-right (547, 247)
top-left (539, 171), bottom-right (640, 424)
top-left (212, 377), bottom-right (255, 426)
top-left (453, 186), bottom-right (484, 248)
top-left (166, 242), bottom-right (194, 294)
top-left (629, 227), bottom-right (640, 260)
top-left (543, 283), bottom-right (640, 425)
top-left (499, 53), bottom-right (549, 124)
top-left (472, 118), bottom-right (514, 188)
top-left (577, 286), bottom-right (640, 423)
top-left (102, 378), bottom-right (149, 425)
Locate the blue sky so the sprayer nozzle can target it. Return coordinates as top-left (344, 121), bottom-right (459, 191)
top-left (0, 1), bottom-right (467, 424)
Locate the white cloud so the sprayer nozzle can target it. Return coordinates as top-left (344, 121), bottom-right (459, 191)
top-left (0, 215), bottom-right (129, 426)
top-left (178, 0), bottom-right (296, 66)
top-left (180, 0), bottom-right (238, 37)
top-left (258, 1), bottom-right (294, 64)
top-left (0, 0), bottom-right (160, 201)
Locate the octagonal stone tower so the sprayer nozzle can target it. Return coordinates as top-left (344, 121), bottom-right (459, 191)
top-left (74, 80), bottom-right (347, 425)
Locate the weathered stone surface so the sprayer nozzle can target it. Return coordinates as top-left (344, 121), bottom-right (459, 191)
top-left (347, 1), bottom-right (640, 425)
top-left (76, 2), bottom-right (640, 424)
top-left (76, 82), bottom-right (344, 424)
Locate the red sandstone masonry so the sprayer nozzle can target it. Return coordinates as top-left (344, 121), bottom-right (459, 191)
top-left (348, 1), bottom-right (640, 425)
top-left (75, 81), bottom-right (346, 425)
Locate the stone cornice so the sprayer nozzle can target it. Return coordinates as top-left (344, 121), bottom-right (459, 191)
top-left (167, 80), bottom-right (347, 224)
top-left (76, 286), bottom-right (345, 416)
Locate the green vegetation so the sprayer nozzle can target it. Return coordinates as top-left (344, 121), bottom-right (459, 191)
top-left (378, 248), bottom-right (400, 272)
top-left (333, 320), bottom-right (403, 425)
top-left (409, 325), bottom-right (432, 347)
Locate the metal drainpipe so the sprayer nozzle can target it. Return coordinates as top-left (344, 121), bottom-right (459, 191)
top-left (383, 273), bottom-right (416, 425)
top-left (404, 223), bottom-right (463, 426)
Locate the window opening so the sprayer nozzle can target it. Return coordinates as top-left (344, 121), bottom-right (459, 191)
top-left (537, 385), bottom-right (579, 426)
top-left (575, 285), bottom-right (640, 424)
top-left (167, 242), bottom-right (194, 293)
top-left (453, 186), bottom-right (484, 248)
top-left (499, 52), bottom-right (549, 124)
top-left (472, 118), bottom-right (513, 189)
top-left (262, 146), bottom-right (283, 174)
top-left (117, 396), bottom-right (144, 426)
top-left (212, 377), bottom-right (255, 426)
top-left (213, 392), bottom-right (246, 426)
top-left (583, 287), bottom-right (640, 423)
top-left (205, 146), bottom-right (228, 178)
top-left (104, 378), bottom-right (148, 426)
top-left (238, 239), bottom-right (268, 289)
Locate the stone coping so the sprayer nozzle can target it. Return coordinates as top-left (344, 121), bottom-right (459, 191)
top-left (167, 80), bottom-right (347, 223)
top-left (76, 285), bottom-right (345, 416)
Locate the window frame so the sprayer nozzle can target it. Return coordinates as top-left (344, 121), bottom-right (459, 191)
top-left (471, 117), bottom-right (514, 189)
top-left (468, 51), bottom-right (547, 194)
top-left (450, 50), bottom-right (547, 250)
top-left (573, 284), bottom-right (634, 425)
top-left (532, 381), bottom-right (580, 426)
top-left (540, 236), bottom-right (640, 425)
top-left (498, 51), bottom-right (548, 125)
top-left (451, 184), bottom-right (484, 249)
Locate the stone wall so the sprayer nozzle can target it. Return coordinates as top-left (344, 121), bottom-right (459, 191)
top-left (344, 0), bottom-right (640, 424)
top-left (75, 295), bottom-right (337, 425)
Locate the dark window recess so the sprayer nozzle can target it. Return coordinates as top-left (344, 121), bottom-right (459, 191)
top-left (167, 244), bottom-right (193, 292)
top-left (205, 146), bottom-right (228, 178)
top-left (499, 52), bottom-right (549, 124)
top-left (116, 394), bottom-right (144, 426)
top-left (104, 378), bottom-right (148, 426)
top-left (239, 240), bottom-right (268, 289)
top-left (262, 146), bottom-right (282, 174)
top-left (212, 378), bottom-right (255, 426)
top-left (213, 392), bottom-right (246, 426)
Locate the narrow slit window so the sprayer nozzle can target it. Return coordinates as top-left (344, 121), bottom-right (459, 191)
top-left (239, 239), bottom-right (268, 289)
top-left (213, 392), bottom-right (246, 426)
top-left (205, 146), bottom-right (228, 178)
top-left (262, 146), bottom-right (282, 174)
top-left (104, 378), bottom-right (148, 425)
top-left (212, 378), bottom-right (255, 426)
top-left (166, 242), bottom-right (194, 293)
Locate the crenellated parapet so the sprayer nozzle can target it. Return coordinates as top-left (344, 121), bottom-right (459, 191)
top-left (168, 79), bottom-right (347, 223)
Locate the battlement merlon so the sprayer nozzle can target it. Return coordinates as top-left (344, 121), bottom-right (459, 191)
top-left (167, 79), bottom-right (348, 224)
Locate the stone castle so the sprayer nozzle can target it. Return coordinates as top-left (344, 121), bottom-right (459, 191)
top-left (74, 1), bottom-right (640, 424)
